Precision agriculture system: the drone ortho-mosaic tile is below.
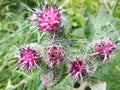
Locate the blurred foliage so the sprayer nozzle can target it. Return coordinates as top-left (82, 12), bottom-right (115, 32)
top-left (0, 0), bottom-right (120, 90)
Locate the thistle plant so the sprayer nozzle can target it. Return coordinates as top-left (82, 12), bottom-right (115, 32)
top-left (15, 0), bottom-right (119, 90)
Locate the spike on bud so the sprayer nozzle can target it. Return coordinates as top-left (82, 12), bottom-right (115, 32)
top-left (47, 44), bottom-right (64, 68)
top-left (69, 57), bottom-right (90, 81)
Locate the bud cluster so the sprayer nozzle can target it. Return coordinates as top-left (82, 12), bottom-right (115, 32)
top-left (17, 0), bottom-right (118, 88)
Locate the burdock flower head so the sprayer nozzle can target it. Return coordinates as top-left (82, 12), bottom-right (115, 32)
top-left (69, 57), bottom-right (90, 81)
top-left (47, 44), bottom-right (64, 68)
top-left (92, 37), bottom-right (116, 62)
top-left (19, 43), bottom-right (41, 70)
top-left (29, 0), bottom-right (62, 32)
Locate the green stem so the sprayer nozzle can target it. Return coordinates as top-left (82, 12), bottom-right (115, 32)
top-left (112, 0), bottom-right (120, 16)
top-left (101, 0), bottom-right (112, 15)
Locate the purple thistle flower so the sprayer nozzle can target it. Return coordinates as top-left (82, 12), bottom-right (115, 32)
top-left (29, 1), bottom-right (62, 32)
top-left (69, 57), bottom-right (90, 81)
top-left (92, 37), bottom-right (116, 62)
top-left (47, 44), bottom-right (64, 68)
top-left (37, 7), bottom-right (61, 31)
top-left (19, 44), bottom-right (40, 70)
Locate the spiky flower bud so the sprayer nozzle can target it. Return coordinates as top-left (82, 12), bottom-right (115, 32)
top-left (41, 71), bottom-right (57, 87)
top-left (47, 44), bottom-right (64, 68)
top-left (92, 37), bottom-right (116, 62)
top-left (69, 57), bottom-right (90, 81)
top-left (29, 1), bottom-right (62, 32)
top-left (19, 43), bottom-right (41, 70)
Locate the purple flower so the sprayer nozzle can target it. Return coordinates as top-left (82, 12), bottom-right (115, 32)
top-left (47, 44), bottom-right (64, 68)
top-left (92, 37), bottom-right (116, 62)
top-left (19, 46), bottom-right (39, 70)
top-left (69, 57), bottom-right (90, 81)
top-left (37, 7), bottom-right (61, 31)
top-left (29, 2), bottom-right (62, 32)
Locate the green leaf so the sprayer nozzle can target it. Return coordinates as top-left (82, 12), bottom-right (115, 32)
top-left (72, 18), bottom-right (95, 40)
top-left (72, 28), bottom-right (85, 38)
top-left (84, 18), bottom-right (94, 40)
top-left (51, 75), bottom-right (74, 90)
top-left (89, 81), bottom-right (107, 90)
top-left (87, 9), bottom-right (120, 40)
